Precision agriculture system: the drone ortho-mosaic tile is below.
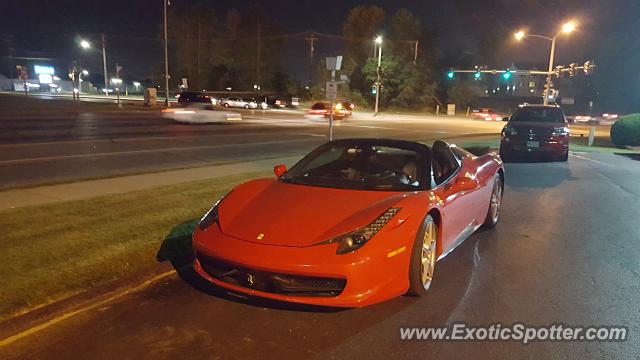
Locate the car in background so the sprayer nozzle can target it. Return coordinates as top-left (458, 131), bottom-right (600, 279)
top-left (265, 96), bottom-right (288, 109)
top-left (162, 103), bottom-right (242, 124)
top-left (220, 97), bottom-right (250, 109)
top-left (192, 138), bottom-right (504, 307)
top-left (307, 102), bottom-right (352, 120)
top-left (177, 91), bottom-right (217, 106)
top-left (500, 105), bottom-right (570, 162)
top-left (242, 98), bottom-right (268, 110)
top-left (472, 108), bottom-right (503, 121)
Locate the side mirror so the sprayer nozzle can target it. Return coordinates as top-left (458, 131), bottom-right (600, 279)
top-left (502, 116), bottom-right (510, 122)
top-left (274, 164), bottom-right (287, 178)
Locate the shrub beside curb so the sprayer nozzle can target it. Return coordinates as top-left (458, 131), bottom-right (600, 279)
top-left (611, 114), bottom-right (640, 147)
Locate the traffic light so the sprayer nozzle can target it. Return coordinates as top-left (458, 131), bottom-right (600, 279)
top-left (371, 84), bottom-right (378, 95)
top-left (568, 63), bottom-right (577, 77)
top-left (502, 70), bottom-right (512, 80)
top-left (447, 69), bottom-right (455, 79)
top-left (474, 71), bottom-right (481, 80)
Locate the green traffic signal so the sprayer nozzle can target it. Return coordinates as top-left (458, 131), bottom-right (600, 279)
top-left (474, 72), bottom-right (481, 80)
top-left (447, 71), bottom-right (455, 79)
top-left (502, 70), bottom-right (512, 80)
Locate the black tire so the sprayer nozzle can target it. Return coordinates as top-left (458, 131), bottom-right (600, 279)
top-left (483, 175), bottom-right (503, 228)
top-left (223, 103), bottom-right (229, 108)
top-left (558, 151), bottom-right (569, 162)
top-left (244, 104), bottom-right (249, 109)
top-left (407, 214), bottom-right (437, 297)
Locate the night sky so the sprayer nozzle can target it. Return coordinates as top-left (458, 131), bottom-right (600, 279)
top-left (1, 0), bottom-right (638, 111)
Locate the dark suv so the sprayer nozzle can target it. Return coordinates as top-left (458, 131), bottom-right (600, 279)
top-left (177, 91), bottom-right (214, 106)
top-left (499, 105), bottom-right (570, 162)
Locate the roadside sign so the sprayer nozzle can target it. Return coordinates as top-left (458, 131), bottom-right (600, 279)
top-left (326, 81), bottom-right (338, 100)
top-left (182, 77), bottom-right (188, 89)
top-left (562, 97), bottom-right (575, 105)
top-left (447, 104), bottom-right (456, 116)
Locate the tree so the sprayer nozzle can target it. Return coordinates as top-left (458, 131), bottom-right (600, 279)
top-left (342, 6), bottom-right (386, 67)
top-left (390, 9), bottom-right (420, 61)
top-left (447, 81), bottom-right (477, 110)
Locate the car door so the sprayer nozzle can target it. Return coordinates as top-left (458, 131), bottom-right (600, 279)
top-left (430, 141), bottom-right (479, 253)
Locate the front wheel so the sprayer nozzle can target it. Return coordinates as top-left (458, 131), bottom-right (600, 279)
top-left (244, 104), bottom-right (249, 109)
top-left (407, 215), bottom-right (438, 296)
top-left (483, 175), bottom-right (503, 228)
top-left (223, 103), bottom-right (229, 108)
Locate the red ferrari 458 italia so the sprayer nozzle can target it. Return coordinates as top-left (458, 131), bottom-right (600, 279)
top-left (192, 139), bottom-right (504, 307)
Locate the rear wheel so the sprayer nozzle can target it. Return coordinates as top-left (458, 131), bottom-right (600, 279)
top-left (558, 151), bottom-right (569, 162)
top-left (483, 175), bottom-right (503, 228)
top-left (223, 103), bottom-right (229, 108)
top-left (244, 104), bottom-right (250, 109)
top-left (407, 215), bottom-right (438, 296)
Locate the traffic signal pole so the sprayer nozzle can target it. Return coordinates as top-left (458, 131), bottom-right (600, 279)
top-left (543, 36), bottom-right (557, 106)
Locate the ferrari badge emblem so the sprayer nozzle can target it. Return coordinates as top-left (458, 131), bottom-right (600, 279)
top-left (256, 233), bottom-right (265, 240)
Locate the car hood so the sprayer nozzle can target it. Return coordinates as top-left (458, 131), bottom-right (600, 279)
top-left (509, 121), bottom-right (560, 135)
top-left (218, 179), bottom-right (407, 247)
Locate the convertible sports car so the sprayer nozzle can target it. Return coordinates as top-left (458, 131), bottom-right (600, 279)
top-left (192, 139), bottom-right (504, 307)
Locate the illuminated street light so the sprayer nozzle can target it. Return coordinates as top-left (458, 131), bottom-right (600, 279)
top-left (514, 31), bottom-right (525, 41)
top-left (79, 36), bottom-right (110, 96)
top-left (512, 20), bottom-right (579, 105)
top-left (374, 35), bottom-right (383, 115)
top-left (562, 21), bottom-right (576, 34)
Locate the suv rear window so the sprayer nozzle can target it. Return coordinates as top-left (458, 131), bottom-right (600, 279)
top-left (511, 107), bottom-right (564, 123)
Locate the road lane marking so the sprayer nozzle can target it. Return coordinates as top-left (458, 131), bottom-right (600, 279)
top-left (0, 138), bottom-right (322, 165)
top-left (569, 153), bottom-right (615, 167)
top-left (0, 271), bottom-right (176, 348)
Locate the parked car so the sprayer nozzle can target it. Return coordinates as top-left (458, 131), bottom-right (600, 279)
top-left (192, 138), bottom-right (504, 307)
top-left (177, 91), bottom-right (216, 106)
top-left (220, 97), bottom-right (250, 109)
top-left (500, 105), bottom-right (570, 162)
top-left (265, 96), bottom-right (288, 108)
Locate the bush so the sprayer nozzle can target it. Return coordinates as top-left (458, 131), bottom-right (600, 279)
top-left (610, 114), bottom-right (640, 147)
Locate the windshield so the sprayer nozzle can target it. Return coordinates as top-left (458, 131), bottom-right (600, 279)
top-left (282, 143), bottom-right (425, 191)
top-left (511, 108), bottom-right (565, 123)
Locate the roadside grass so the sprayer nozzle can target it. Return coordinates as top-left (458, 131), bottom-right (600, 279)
top-left (0, 170), bottom-right (270, 321)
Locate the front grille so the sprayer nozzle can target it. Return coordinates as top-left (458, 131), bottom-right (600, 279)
top-left (197, 253), bottom-right (346, 297)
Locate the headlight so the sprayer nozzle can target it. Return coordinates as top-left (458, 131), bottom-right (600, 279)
top-left (198, 204), bottom-right (219, 230)
top-left (502, 125), bottom-right (517, 137)
top-left (317, 208), bottom-right (400, 255)
top-left (198, 192), bottom-right (232, 230)
top-left (552, 127), bottom-right (570, 137)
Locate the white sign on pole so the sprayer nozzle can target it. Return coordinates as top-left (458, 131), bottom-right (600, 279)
top-left (447, 104), bottom-right (456, 116)
top-left (182, 77), bottom-right (189, 89)
top-left (326, 81), bottom-right (338, 100)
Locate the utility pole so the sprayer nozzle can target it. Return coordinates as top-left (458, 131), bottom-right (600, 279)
top-left (374, 36), bottom-right (382, 115)
top-left (256, 17), bottom-right (261, 88)
top-left (101, 33), bottom-right (108, 96)
top-left (413, 40), bottom-right (419, 65)
top-left (305, 32), bottom-right (318, 86)
top-left (163, 0), bottom-right (171, 107)
top-left (543, 36), bottom-right (557, 106)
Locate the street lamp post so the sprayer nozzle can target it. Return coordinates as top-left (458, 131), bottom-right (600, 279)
top-left (79, 36), bottom-right (109, 96)
top-left (374, 35), bottom-right (382, 115)
top-left (514, 21), bottom-right (577, 106)
top-left (163, 0), bottom-right (171, 107)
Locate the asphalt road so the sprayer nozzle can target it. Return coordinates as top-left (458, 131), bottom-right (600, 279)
top-left (2, 151), bottom-right (639, 359)
top-left (0, 107), bottom-right (504, 189)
